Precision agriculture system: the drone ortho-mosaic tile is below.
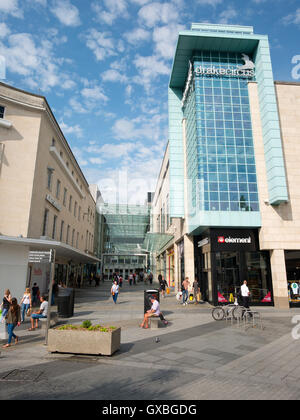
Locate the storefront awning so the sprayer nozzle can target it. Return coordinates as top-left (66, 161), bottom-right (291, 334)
top-left (143, 233), bottom-right (174, 253)
top-left (0, 236), bottom-right (100, 264)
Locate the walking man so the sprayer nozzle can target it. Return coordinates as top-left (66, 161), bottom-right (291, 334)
top-left (182, 277), bottom-right (190, 306)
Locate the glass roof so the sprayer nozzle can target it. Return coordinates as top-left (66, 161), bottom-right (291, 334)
top-left (143, 232), bottom-right (174, 253)
top-left (98, 203), bottom-right (150, 254)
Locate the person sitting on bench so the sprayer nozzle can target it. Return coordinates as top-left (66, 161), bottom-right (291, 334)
top-left (140, 295), bottom-right (167, 329)
top-left (28, 295), bottom-right (48, 331)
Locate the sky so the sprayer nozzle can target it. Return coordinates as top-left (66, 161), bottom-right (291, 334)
top-left (0, 0), bottom-right (299, 205)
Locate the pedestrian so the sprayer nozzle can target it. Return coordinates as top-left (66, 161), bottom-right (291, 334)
top-left (140, 295), bottom-right (161, 329)
top-left (77, 273), bottom-right (81, 288)
top-left (181, 277), bottom-right (190, 305)
top-left (95, 274), bottom-right (100, 287)
top-left (159, 275), bottom-right (168, 298)
top-left (89, 272), bottom-right (93, 286)
top-left (193, 279), bottom-right (199, 304)
top-left (2, 297), bottom-right (21, 348)
top-left (28, 295), bottom-right (48, 331)
top-left (20, 287), bottom-right (32, 322)
top-left (129, 273), bottom-right (133, 286)
top-left (139, 271), bottom-right (144, 283)
top-left (148, 272), bottom-right (153, 285)
top-left (119, 275), bottom-right (123, 288)
top-left (111, 280), bottom-right (119, 304)
top-left (133, 272), bottom-right (136, 285)
top-left (0, 289), bottom-right (12, 323)
top-left (31, 283), bottom-right (39, 307)
top-left (240, 280), bottom-right (252, 315)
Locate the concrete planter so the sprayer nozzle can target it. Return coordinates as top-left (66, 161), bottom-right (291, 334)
top-left (48, 327), bottom-right (121, 356)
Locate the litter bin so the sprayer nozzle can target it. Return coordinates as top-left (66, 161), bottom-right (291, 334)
top-left (144, 289), bottom-right (160, 314)
top-left (57, 288), bottom-right (75, 318)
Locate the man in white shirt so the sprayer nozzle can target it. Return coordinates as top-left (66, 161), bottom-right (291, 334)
top-left (140, 296), bottom-right (161, 329)
top-left (29, 296), bottom-right (48, 331)
top-left (240, 280), bottom-right (251, 309)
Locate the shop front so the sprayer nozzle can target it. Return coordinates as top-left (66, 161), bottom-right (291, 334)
top-left (285, 251), bottom-right (300, 308)
top-left (195, 228), bottom-right (273, 306)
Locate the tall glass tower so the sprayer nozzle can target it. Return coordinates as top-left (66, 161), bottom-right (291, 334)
top-left (168, 23), bottom-right (288, 234)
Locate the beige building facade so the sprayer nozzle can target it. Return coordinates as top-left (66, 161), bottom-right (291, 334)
top-left (0, 82), bottom-right (99, 295)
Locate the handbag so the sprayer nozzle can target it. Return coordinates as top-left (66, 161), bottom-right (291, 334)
top-left (27, 308), bottom-right (32, 316)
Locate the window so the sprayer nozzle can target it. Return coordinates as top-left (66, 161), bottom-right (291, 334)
top-left (47, 168), bottom-right (54, 190)
top-left (51, 138), bottom-right (56, 147)
top-left (63, 188), bottom-right (67, 206)
top-left (52, 215), bottom-right (57, 240)
top-left (76, 232), bottom-right (79, 248)
top-left (0, 106), bottom-right (5, 119)
top-left (60, 220), bottom-right (64, 242)
top-left (56, 180), bottom-right (61, 199)
top-left (74, 201), bottom-right (77, 218)
top-left (42, 209), bottom-right (49, 236)
top-left (71, 229), bottom-right (75, 247)
top-left (78, 206), bottom-right (81, 221)
top-left (69, 195), bottom-right (72, 212)
top-left (66, 225), bottom-right (70, 244)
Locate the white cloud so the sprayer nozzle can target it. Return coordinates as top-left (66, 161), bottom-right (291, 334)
top-left (124, 28), bottom-right (151, 45)
top-left (153, 23), bottom-right (185, 60)
top-left (84, 29), bottom-right (123, 61)
top-left (138, 2), bottom-right (179, 27)
top-left (101, 69), bottom-right (128, 83)
top-left (51, 0), bottom-right (81, 27)
top-left (133, 54), bottom-right (170, 91)
top-left (196, 0), bottom-right (223, 6)
top-left (91, 0), bottom-right (129, 26)
top-left (0, 23), bottom-right (11, 39)
top-left (0, 0), bottom-right (23, 18)
top-left (217, 7), bottom-right (238, 24)
top-left (60, 121), bottom-right (83, 138)
top-left (0, 32), bottom-right (76, 92)
top-left (81, 85), bottom-right (109, 103)
top-left (33, 0), bottom-right (47, 5)
top-left (89, 157), bottom-right (104, 165)
top-left (111, 114), bottom-right (167, 142)
top-left (282, 9), bottom-right (300, 26)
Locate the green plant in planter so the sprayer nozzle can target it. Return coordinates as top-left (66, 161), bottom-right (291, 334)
top-left (57, 322), bottom-right (117, 332)
top-left (81, 320), bottom-right (92, 329)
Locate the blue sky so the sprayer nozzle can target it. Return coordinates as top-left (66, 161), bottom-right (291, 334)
top-left (0, 0), bottom-right (299, 204)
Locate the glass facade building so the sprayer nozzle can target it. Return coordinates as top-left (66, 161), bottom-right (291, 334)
top-left (184, 53), bottom-right (259, 215)
top-left (154, 23), bottom-right (293, 306)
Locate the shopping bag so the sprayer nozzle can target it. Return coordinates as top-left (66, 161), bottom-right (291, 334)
top-left (166, 288), bottom-right (170, 295)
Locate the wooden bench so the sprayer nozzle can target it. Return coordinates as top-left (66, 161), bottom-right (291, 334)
top-left (40, 312), bottom-right (59, 330)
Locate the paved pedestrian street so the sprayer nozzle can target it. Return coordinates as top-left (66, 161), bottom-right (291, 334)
top-left (1, 281), bottom-right (300, 400)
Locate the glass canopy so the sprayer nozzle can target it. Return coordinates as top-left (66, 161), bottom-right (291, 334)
top-left (143, 232), bottom-right (174, 253)
top-left (97, 203), bottom-right (150, 254)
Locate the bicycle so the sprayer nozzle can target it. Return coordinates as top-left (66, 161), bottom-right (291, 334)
top-left (212, 303), bottom-right (244, 321)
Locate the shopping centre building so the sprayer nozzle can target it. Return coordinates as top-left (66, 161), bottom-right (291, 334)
top-left (151, 23), bottom-right (300, 309)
